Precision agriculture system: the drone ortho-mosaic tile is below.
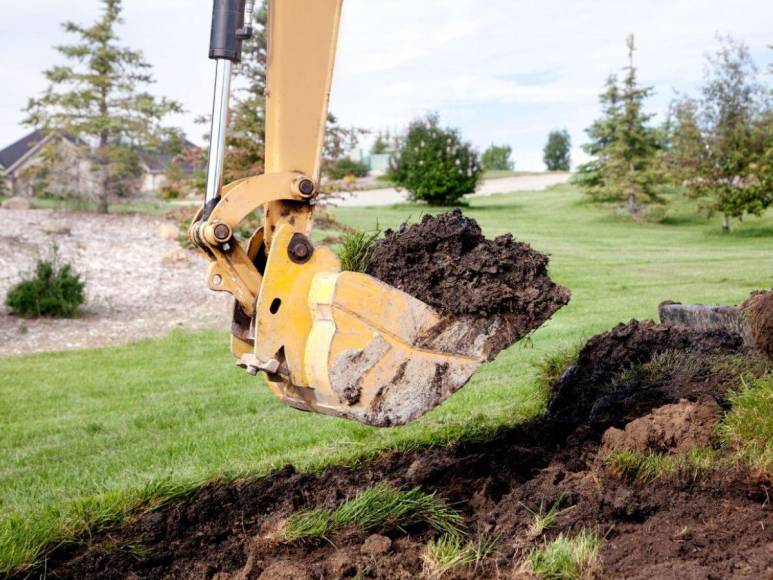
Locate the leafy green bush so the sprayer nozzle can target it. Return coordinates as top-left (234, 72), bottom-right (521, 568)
top-left (389, 113), bottom-right (482, 205)
top-left (5, 247), bottom-right (86, 318)
top-left (481, 144), bottom-right (514, 171)
top-left (324, 157), bottom-right (369, 180)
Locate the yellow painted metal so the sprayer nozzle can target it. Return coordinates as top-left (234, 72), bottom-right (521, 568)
top-left (263, 0), bottom-right (343, 249)
top-left (254, 224), bottom-right (340, 386)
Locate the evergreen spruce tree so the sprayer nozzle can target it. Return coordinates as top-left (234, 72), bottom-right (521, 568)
top-left (603, 35), bottom-right (661, 216)
top-left (575, 36), bottom-right (661, 217)
top-left (25, 0), bottom-right (183, 213)
top-left (573, 75), bottom-right (621, 195)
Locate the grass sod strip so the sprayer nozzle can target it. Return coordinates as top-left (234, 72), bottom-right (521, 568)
top-left (284, 483), bottom-right (465, 541)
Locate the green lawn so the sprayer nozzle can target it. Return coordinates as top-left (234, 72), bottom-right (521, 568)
top-left (1, 185), bottom-right (771, 573)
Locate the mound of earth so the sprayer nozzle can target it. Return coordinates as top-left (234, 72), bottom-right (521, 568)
top-left (31, 316), bottom-right (772, 579)
top-left (366, 208), bottom-right (570, 320)
top-left (743, 289), bottom-right (773, 357)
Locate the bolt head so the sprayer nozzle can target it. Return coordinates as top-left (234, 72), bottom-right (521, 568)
top-left (213, 223), bottom-right (231, 241)
top-left (298, 179), bottom-right (315, 196)
top-left (292, 243), bottom-right (309, 258)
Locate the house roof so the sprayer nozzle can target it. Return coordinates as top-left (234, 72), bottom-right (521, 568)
top-left (140, 139), bottom-right (199, 174)
top-left (0, 130), bottom-right (47, 171)
top-left (0, 130), bottom-right (199, 174)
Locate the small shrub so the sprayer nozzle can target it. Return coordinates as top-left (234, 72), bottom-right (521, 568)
top-left (389, 113), bottom-right (482, 205)
top-left (336, 227), bottom-right (380, 272)
top-left (5, 246), bottom-right (86, 318)
top-left (527, 530), bottom-right (603, 580)
top-left (325, 157), bottom-right (369, 180)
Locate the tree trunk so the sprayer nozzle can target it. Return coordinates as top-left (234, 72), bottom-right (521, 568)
top-left (627, 193), bottom-right (639, 218)
top-left (97, 82), bottom-right (110, 214)
top-left (722, 212), bottom-right (730, 234)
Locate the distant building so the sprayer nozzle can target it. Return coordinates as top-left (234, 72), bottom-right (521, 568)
top-left (0, 130), bottom-right (197, 198)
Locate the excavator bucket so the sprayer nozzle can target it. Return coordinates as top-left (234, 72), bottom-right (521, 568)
top-left (194, 0), bottom-right (560, 427)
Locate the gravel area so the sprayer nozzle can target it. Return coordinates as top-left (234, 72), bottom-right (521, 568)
top-left (0, 208), bottom-right (231, 357)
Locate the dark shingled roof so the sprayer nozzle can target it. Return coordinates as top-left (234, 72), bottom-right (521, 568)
top-left (1, 131), bottom-right (199, 173)
top-left (0, 130), bottom-right (46, 170)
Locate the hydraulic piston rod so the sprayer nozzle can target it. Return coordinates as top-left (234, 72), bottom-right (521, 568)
top-left (204, 0), bottom-right (253, 206)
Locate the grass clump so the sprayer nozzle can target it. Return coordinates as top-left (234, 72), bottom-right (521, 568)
top-left (521, 496), bottom-right (575, 538)
top-left (535, 344), bottom-right (582, 400)
top-left (336, 227), bottom-right (381, 272)
top-left (284, 483), bottom-right (464, 541)
top-left (605, 447), bottom-right (719, 484)
top-left (526, 529), bottom-right (603, 580)
top-left (5, 245), bottom-right (85, 318)
top-left (283, 509), bottom-right (333, 542)
top-left (720, 374), bottom-right (773, 474)
top-left (422, 534), bottom-right (497, 577)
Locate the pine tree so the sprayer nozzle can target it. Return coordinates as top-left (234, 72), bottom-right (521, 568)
top-left (604, 35), bottom-right (661, 216)
top-left (25, 0), bottom-right (183, 213)
top-left (575, 36), bottom-right (661, 216)
top-left (573, 75), bottom-right (621, 194)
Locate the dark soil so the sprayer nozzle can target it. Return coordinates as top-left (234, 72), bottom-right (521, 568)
top-left (29, 321), bottom-right (772, 580)
top-left (365, 209), bottom-right (570, 319)
top-left (743, 289), bottom-right (773, 357)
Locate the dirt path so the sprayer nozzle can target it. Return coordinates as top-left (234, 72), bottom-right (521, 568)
top-left (331, 172), bottom-right (571, 207)
top-left (0, 209), bottom-right (230, 357)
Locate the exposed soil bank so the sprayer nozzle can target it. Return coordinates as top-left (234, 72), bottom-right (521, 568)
top-left (32, 318), bottom-right (772, 579)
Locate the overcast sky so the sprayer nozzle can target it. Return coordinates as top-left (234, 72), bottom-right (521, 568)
top-left (2, 0), bottom-right (772, 170)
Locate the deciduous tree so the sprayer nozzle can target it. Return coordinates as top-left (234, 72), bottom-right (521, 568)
top-left (543, 130), bottom-right (571, 171)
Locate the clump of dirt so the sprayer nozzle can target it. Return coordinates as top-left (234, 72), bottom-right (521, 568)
top-left (28, 318), bottom-right (772, 580)
top-left (601, 398), bottom-right (722, 457)
top-left (366, 208), bottom-right (570, 319)
top-left (743, 289), bottom-right (773, 357)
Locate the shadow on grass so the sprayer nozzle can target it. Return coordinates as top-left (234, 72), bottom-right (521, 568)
top-left (704, 225), bottom-right (773, 239)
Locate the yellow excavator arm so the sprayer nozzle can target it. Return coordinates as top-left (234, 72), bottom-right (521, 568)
top-left (191, 0), bottom-right (498, 427)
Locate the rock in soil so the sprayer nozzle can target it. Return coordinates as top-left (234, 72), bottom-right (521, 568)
top-left (31, 317), bottom-right (772, 579)
top-left (743, 289), bottom-right (773, 357)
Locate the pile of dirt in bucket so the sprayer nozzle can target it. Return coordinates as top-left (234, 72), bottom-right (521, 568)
top-left (32, 310), bottom-right (772, 579)
top-left (366, 208), bottom-right (570, 321)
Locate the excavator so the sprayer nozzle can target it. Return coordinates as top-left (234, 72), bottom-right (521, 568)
top-left (191, 0), bottom-right (516, 427)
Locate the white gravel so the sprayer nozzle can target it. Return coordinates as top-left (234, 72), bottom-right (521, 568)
top-left (0, 209), bottom-right (231, 357)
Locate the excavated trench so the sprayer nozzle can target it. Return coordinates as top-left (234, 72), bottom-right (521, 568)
top-left (25, 214), bottom-right (773, 579)
top-left (34, 311), bottom-right (772, 579)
